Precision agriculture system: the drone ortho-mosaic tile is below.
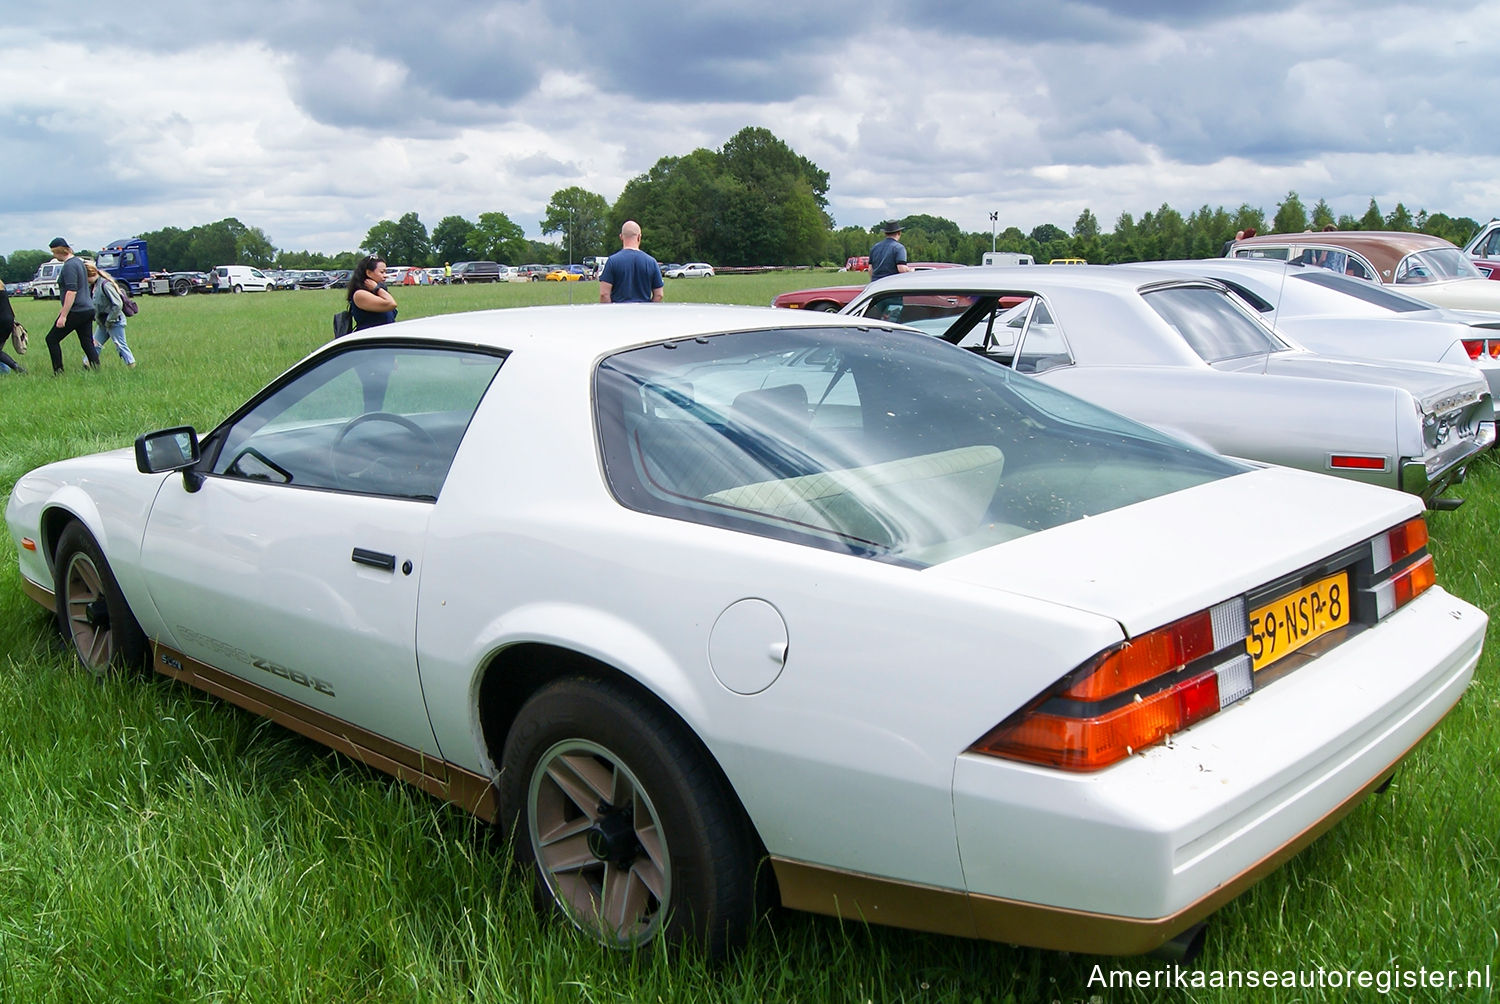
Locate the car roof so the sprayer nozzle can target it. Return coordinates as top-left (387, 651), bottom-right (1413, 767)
top-left (1233, 231), bottom-right (1457, 254)
top-left (1231, 231), bottom-right (1462, 276)
top-left (339, 303), bottom-right (910, 359)
top-left (860, 263), bottom-right (1204, 295)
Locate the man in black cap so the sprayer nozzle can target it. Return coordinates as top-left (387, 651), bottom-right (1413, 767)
top-left (868, 221), bottom-right (913, 282)
top-left (44, 238), bottom-right (101, 374)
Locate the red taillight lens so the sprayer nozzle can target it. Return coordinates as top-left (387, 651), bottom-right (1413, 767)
top-left (1387, 517), bottom-right (1429, 565)
top-left (1463, 339), bottom-right (1485, 360)
top-left (974, 671), bottom-right (1222, 771)
top-left (1061, 611), bottom-right (1215, 701)
top-left (1393, 554), bottom-right (1436, 607)
top-left (973, 598), bottom-right (1252, 772)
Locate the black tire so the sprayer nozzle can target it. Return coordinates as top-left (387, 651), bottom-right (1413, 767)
top-left (809, 301), bottom-right (840, 312)
top-left (53, 522), bottom-right (147, 674)
top-left (500, 676), bottom-right (756, 957)
top-left (232, 284), bottom-right (243, 294)
top-left (173, 279), bottom-right (190, 296)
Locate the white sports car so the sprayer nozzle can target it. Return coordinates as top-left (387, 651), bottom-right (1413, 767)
top-left (5, 305), bottom-right (1484, 959)
top-left (1130, 258), bottom-right (1500, 398)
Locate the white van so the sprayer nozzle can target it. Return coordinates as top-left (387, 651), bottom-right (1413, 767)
top-left (213, 265), bottom-right (273, 292)
top-left (981, 252), bottom-right (1035, 266)
top-left (30, 261), bottom-right (63, 299)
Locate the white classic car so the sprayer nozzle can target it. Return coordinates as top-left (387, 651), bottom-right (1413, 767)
top-left (1130, 258), bottom-right (1500, 398)
top-left (842, 266), bottom-right (1494, 507)
top-left (6, 305), bottom-right (1484, 958)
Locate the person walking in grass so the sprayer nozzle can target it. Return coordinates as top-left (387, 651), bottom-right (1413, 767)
top-left (0, 279), bottom-right (24, 374)
top-left (43, 237), bottom-right (101, 374)
top-left (85, 259), bottom-right (136, 368)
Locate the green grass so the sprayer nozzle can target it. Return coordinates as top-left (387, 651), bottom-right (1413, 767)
top-left (1, 282), bottom-right (1497, 1003)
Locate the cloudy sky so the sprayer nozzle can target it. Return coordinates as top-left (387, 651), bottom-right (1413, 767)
top-left (4, 0), bottom-right (1498, 259)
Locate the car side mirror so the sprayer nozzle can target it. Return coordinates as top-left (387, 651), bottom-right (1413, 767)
top-left (135, 426), bottom-right (205, 491)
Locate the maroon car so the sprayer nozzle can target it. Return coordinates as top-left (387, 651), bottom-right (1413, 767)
top-left (771, 263), bottom-right (964, 311)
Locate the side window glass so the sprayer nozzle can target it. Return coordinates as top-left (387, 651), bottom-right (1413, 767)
top-left (1482, 230), bottom-right (1500, 257)
top-left (858, 292), bottom-right (976, 338)
top-left (1013, 300), bottom-right (1073, 373)
top-left (211, 345), bottom-right (503, 499)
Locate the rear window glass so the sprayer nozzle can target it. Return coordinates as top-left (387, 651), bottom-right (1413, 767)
top-left (595, 326), bottom-right (1243, 566)
top-left (1144, 286), bottom-right (1283, 361)
top-left (1292, 270), bottom-right (1429, 312)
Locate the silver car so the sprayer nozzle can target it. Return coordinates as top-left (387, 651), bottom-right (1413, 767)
top-left (842, 266), bottom-right (1494, 507)
top-left (1130, 258), bottom-right (1500, 398)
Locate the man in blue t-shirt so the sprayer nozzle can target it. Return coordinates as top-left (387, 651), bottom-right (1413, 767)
top-left (599, 221), bottom-right (664, 303)
top-left (868, 221), bottom-right (912, 282)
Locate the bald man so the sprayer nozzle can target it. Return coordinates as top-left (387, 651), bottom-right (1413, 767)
top-left (599, 220), bottom-right (664, 303)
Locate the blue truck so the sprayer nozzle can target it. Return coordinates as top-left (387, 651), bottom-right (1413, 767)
top-left (96, 238), bottom-right (152, 294)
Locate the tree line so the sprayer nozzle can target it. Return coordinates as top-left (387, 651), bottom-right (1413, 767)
top-left (0, 127), bottom-right (1490, 284)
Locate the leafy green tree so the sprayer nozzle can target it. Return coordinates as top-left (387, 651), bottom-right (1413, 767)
top-left (188, 224), bottom-right (237, 271)
top-left (542, 187), bottom-right (610, 262)
top-left (466, 211), bottom-right (529, 264)
top-left (1, 249), bottom-right (49, 284)
top-left (1029, 224), bottom-right (1067, 245)
top-left (362, 212), bottom-right (431, 265)
top-left (1386, 202), bottom-right (1414, 232)
top-left (610, 127), bottom-right (832, 266)
top-left (431, 215), bottom-right (476, 264)
top-left (1358, 199), bottom-right (1384, 231)
top-left (1072, 209), bottom-right (1100, 240)
top-left (136, 226), bottom-right (193, 271)
top-left (1310, 199), bottom-right (1336, 230)
top-left (1272, 192), bottom-right (1308, 234)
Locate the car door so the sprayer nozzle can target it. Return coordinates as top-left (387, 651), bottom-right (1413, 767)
top-left (138, 341), bottom-right (505, 755)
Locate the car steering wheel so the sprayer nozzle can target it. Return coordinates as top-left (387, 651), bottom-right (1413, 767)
top-left (330, 412), bottom-right (439, 493)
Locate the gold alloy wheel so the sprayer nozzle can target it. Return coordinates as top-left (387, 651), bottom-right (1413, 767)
top-left (63, 550), bottom-right (114, 670)
top-left (526, 738), bottom-right (671, 946)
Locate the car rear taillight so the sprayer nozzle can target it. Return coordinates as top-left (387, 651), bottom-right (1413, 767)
top-left (971, 516), bottom-right (1437, 772)
top-left (1461, 338), bottom-right (1500, 360)
top-left (1367, 516), bottom-right (1435, 618)
top-left (972, 599), bottom-right (1253, 772)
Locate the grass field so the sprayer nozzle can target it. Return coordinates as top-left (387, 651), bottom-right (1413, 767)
top-left (1, 279), bottom-right (1496, 1003)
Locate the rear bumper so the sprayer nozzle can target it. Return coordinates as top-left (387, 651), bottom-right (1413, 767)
top-left (1404, 420), bottom-right (1495, 498)
top-left (944, 585), bottom-right (1482, 950)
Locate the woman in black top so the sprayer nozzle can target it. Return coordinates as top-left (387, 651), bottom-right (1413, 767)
top-left (0, 279), bottom-right (24, 374)
top-left (346, 256), bottom-right (398, 330)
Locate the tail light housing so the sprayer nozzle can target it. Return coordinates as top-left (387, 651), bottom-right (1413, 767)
top-left (971, 517), bottom-right (1436, 772)
top-left (1461, 337), bottom-right (1500, 360)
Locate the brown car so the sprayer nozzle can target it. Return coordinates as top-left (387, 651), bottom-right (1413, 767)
top-left (1228, 231), bottom-right (1500, 311)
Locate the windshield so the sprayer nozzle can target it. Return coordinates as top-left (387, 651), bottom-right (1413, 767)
top-left (1144, 285), bottom-right (1285, 361)
top-left (1395, 247), bottom-right (1481, 283)
top-left (596, 326), bottom-right (1243, 566)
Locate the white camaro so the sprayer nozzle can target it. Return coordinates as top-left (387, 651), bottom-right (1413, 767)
top-left (5, 305), bottom-right (1484, 958)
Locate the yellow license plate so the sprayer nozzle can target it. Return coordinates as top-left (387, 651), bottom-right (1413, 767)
top-left (1247, 571), bottom-right (1350, 672)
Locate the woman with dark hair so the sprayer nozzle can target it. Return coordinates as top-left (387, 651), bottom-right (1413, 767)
top-left (0, 279), bottom-right (24, 374)
top-left (346, 256), bottom-right (398, 330)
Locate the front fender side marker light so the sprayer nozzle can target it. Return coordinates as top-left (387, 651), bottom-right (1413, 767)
top-left (21, 538), bottom-right (37, 551)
